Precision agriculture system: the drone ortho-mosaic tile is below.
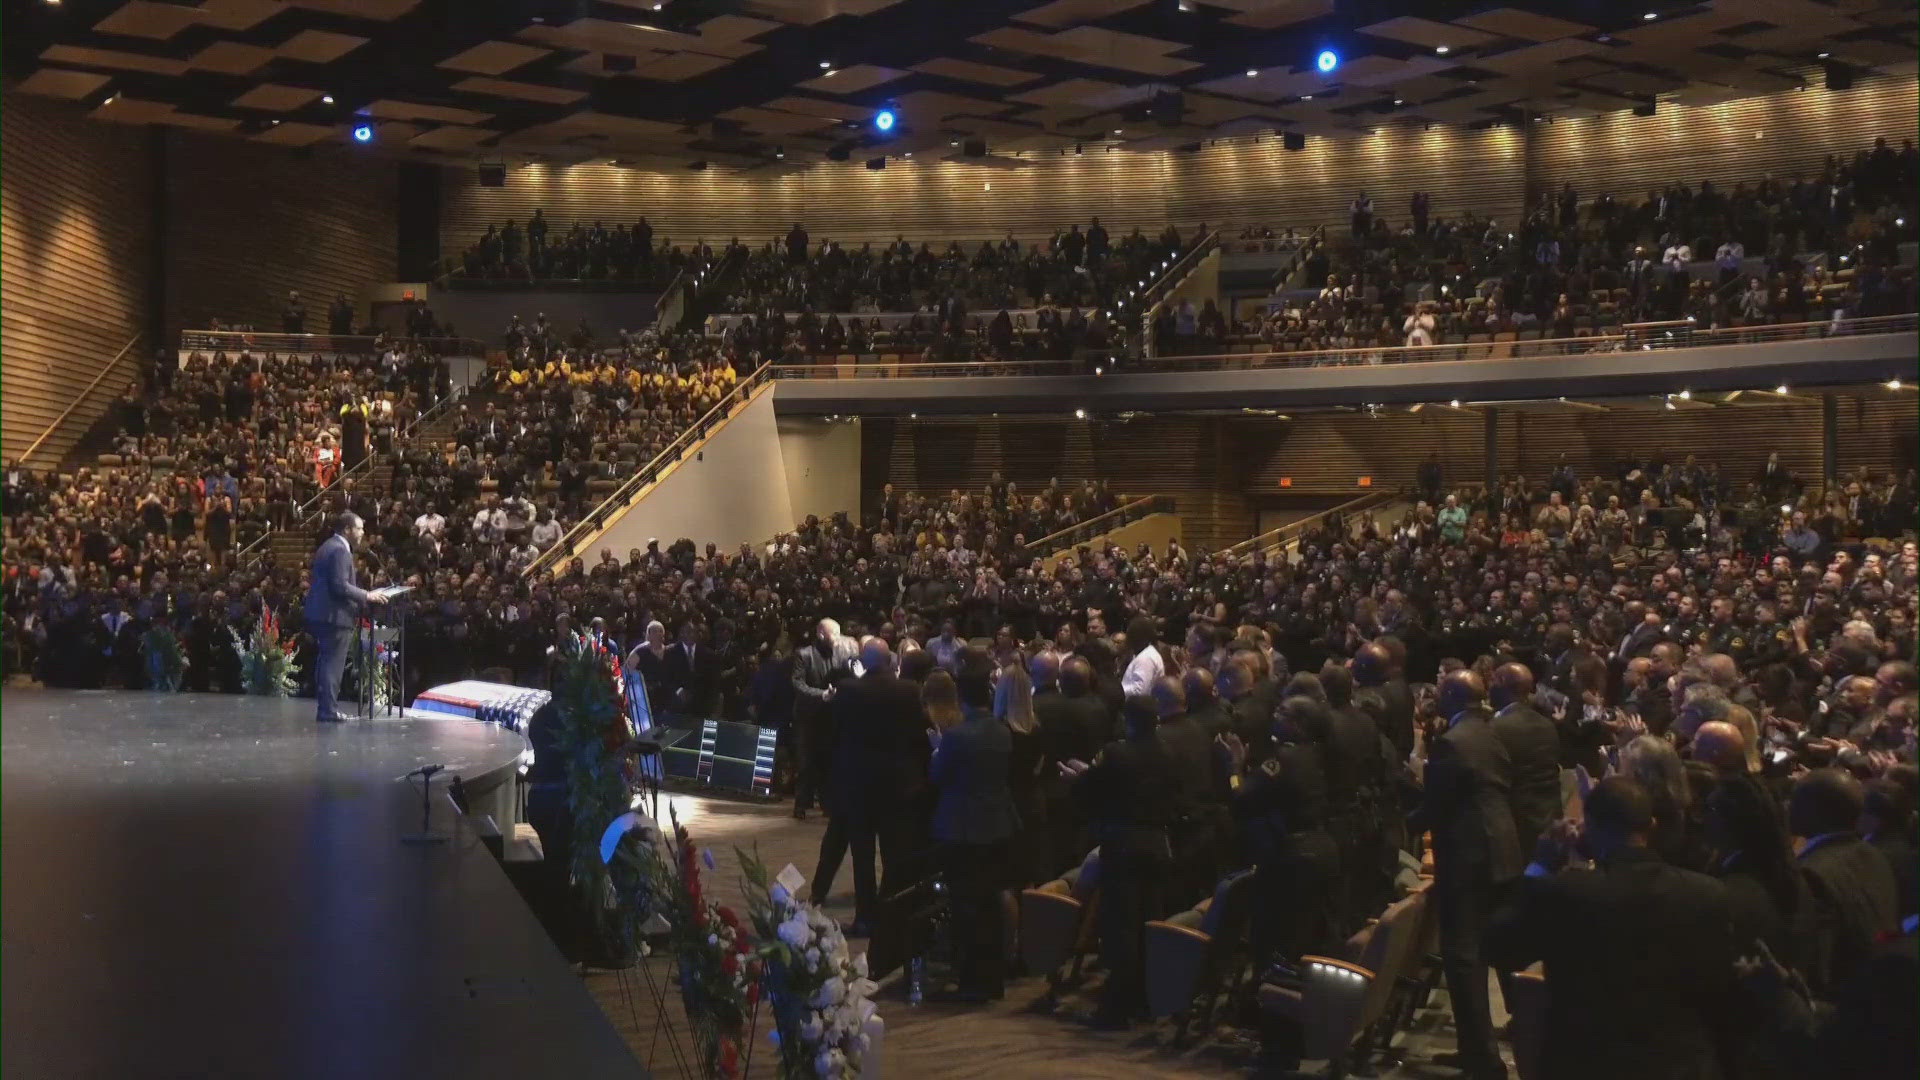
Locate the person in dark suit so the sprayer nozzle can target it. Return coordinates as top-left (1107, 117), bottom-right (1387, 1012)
top-left (1862, 778), bottom-right (1918, 924)
top-left (1220, 694), bottom-right (1343, 980)
top-left (1488, 662), bottom-right (1564, 856)
top-left (809, 639), bottom-right (926, 933)
top-left (1705, 772), bottom-right (1813, 1080)
top-left (302, 512), bottom-right (386, 722)
top-left (929, 645), bottom-right (1019, 1001)
top-left (1184, 666), bottom-right (1232, 738)
top-left (1790, 768), bottom-right (1900, 996)
top-left (1063, 693), bottom-right (1176, 1027)
top-left (1320, 661), bottom-right (1390, 929)
top-left (790, 618), bottom-right (856, 819)
top-left (663, 619), bottom-right (719, 718)
top-left (1034, 653), bottom-right (1106, 878)
top-left (1409, 669), bottom-right (1519, 1080)
top-left (1154, 675), bottom-right (1225, 905)
top-left (1486, 775), bottom-right (1739, 1080)
top-left (1354, 640), bottom-right (1415, 762)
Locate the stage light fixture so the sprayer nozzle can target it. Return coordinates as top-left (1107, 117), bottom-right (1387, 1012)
top-left (874, 109), bottom-right (896, 132)
top-left (321, 94), bottom-right (335, 104)
top-left (352, 124), bottom-right (373, 143)
top-left (1316, 50), bottom-right (1339, 73)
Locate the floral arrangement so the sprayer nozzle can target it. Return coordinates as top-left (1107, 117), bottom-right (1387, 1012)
top-left (551, 629), bottom-right (644, 958)
top-left (667, 816), bottom-right (760, 1079)
top-left (143, 623), bottom-right (187, 692)
top-left (231, 607), bottom-right (299, 697)
top-left (741, 852), bottom-right (881, 1080)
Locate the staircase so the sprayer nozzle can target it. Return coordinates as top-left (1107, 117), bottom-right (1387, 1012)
top-left (254, 393), bottom-right (480, 572)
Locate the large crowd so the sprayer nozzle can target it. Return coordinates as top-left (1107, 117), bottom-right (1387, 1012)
top-left (452, 210), bottom-right (705, 284)
top-left (1164, 138), bottom-right (1920, 358)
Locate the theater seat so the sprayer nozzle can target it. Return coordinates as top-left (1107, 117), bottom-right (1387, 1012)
top-left (1020, 869), bottom-right (1095, 996)
top-left (1506, 969), bottom-right (1549, 1080)
top-left (1143, 869), bottom-right (1256, 1043)
top-left (1257, 882), bottom-right (1430, 1075)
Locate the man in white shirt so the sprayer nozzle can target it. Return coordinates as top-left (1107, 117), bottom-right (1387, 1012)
top-left (1120, 615), bottom-right (1166, 696)
top-left (1403, 302), bottom-right (1437, 347)
top-left (472, 501), bottom-right (507, 543)
top-left (529, 511), bottom-right (563, 550)
top-left (1662, 239), bottom-right (1693, 269)
top-left (413, 509), bottom-right (445, 539)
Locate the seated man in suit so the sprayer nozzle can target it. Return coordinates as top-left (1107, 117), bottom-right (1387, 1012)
top-left (1487, 775), bottom-right (1739, 1080)
top-left (302, 512), bottom-right (386, 722)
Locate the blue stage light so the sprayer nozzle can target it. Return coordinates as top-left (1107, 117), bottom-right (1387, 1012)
top-left (1316, 49), bottom-right (1339, 73)
top-left (874, 109), bottom-right (896, 132)
top-left (352, 124), bottom-right (374, 143)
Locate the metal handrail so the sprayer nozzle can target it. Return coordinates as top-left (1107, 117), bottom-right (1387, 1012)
top-left (1138, 230), bottom-right (1222, 358)
top-left (766, 312), bottom-right (1915, 379)
top-left (1022, 493), bottom-right (1175, 557)
top-left (231, 379), bottom-right (475, 568)
top-left (179, 329), bottom-right (487, 356)
top-left (524, 363), bottom-right (772, 577)
top-left (1221, 490), bottom-right (1396, 561)
top-left (21, 332), bottom-right (144, 467)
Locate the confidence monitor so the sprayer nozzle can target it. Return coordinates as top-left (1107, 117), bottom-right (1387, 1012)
top-left (478, 163), bottom-right (506, 187)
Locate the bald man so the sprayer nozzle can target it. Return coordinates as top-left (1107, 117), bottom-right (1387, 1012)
top-left (1411, 669), bottom-right (1519, 1080)
top-left (1184, 666), bottom-right (1231, 739)
top-left (1489, 662), bottom-right (1563, 857)
top-left (809, 637), bottom-right (927, 933)
top-left (1355, 640), bottom-right (1415, 761)
top-left (1153, 674), bottom-right (1224, 906)
top-left (1689, 720), bottom-right (1748, 773)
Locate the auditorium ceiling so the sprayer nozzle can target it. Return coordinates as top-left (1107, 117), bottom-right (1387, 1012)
top-left (9, 0), bottom-right (1917, 170)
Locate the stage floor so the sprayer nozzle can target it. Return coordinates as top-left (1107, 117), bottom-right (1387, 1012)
top-left (1, 689), bottom-right (645, 1079)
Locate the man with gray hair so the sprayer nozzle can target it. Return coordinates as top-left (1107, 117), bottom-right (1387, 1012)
top-left (791, 617), bottom-right (857, 819)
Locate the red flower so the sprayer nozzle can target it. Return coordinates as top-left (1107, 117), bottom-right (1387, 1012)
top-left (717, 906), bottom-right (740, 929)
top-left (746, 983), bottom-right (761, 1005)
top-left (722, 952), bottom-right (739, 976)
top-left (734, 934), bottom-right (752, 955)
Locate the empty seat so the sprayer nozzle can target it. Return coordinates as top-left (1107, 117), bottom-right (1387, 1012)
top-left (1258, 882), bottom-right (1431, 1075)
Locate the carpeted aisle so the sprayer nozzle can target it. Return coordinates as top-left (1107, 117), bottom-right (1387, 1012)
top-left (578, 791), bottom-right (1500, 1079)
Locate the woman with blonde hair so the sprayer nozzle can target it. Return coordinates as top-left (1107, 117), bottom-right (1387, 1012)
top-left (923, 669), bottom-right (963, 732)
top-left (995, 655), bottom-right (1047, 967)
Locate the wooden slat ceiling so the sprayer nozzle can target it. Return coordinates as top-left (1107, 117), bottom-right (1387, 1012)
top-left (9, 0), bottom-right (1916, 173)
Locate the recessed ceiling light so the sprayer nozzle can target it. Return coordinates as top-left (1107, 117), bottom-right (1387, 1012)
top-left (1891, 378), bottom-right (1905, 390)
top-left (1113, 128), bottom-right (1122, 134)
top-left (321, 94), bottom-right (334, 104)
top-left (1817, 52), bottom-right (1831, 59)
top-left (1643, 11), bottom-right (1658, 19)
top-left (1678, 389), bottom-right (1691, 400)
top-left (1301, 95), bottom-right (1313, 101)
top-left (1393, 98), bottom-right (1404, 105)
top-left (1247, 69), bottom-right (1258, 77)
top-left (1435, 45), bottom-right (1450, 55)
top-left (819, 60), bottom-right (831, 68)
top-left (1775, 384), bottom-right (1789, 394)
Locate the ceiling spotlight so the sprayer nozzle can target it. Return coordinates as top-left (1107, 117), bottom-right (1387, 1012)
top-left (1247, 69), bottom-right (1258, 77)
top-left (1074, 408), bottom-right (1087, 419)
top-left (1393, 98), bottom-right (1404, 105)
top-left (1665, 400), bottom-right (1677, 410)
top-left (1817, 52), bottom-right (1831, 59)
top-left (1113, 128), bottom-right (1123, 134)
top-left (1301, 95), bottom-right (1313, 101)
top-left (819, 60), bottom-right (831, 68)
top-left (873, 109), bottom-right (895, 132)
top-left (1435, 45), bottom-right (1450, 55)
top-left (1449, 399), bottom-right (1461, 407)
top-left (351, 123), bottom-right (373, 143)
top-left (1890, 378), bottom-right (1905, 389)
top-left (1678, 389), bottom-right (1691, 400)
top-left (321, 94), bottom-right (335, 104)
top-left (1316, 49), bottom-right (1339, 73)
top-left (775, 146), bottom-right (784, 158)
top-left (1643, 11), bottom-right (1658, 19)
top-left (1775, 384), bottom-right (1789, 394)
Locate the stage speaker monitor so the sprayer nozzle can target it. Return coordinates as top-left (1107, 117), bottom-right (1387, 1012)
top-left (1282, 132), bottom-right (1306, 152)
top-left (1824, 61), bottom-right (1854, 91)
top-left (827, 143), bottom-right (852, 162)
top-left (1632, 101), bottom-right (1657, 117)
top-left (477, 164), bottom-right (506, 187)
top-left (866, 156), bottom-right (887, 170)
top-left (962, 138), bottom-right (987, 157)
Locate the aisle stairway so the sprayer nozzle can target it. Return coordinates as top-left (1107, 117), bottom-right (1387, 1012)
top-left (258, 391), bottom-right (484, 572)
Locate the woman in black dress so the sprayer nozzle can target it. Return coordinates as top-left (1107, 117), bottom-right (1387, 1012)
top-left (623, 620), bottom-right (670, 720)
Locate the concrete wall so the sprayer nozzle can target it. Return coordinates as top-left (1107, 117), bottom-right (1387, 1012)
top-left (590, 386), bottom-right (794, 556)
top-left (778, 415), bottom-right (863, 526)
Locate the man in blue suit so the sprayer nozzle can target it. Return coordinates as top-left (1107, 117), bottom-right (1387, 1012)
top-left (303, 512), bottom-right (386, 722)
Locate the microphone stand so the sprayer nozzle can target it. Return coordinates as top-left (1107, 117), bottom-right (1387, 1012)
top-left (401, 763), bottom-right (450, 845)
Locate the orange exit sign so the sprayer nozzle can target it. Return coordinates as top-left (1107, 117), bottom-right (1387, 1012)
top-left (1357, 476), bottom-right (1373, 487)
top-left (1279, 477), bottom-right (1292, 487)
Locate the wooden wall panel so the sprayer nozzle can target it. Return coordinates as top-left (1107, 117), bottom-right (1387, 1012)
top-left (443, 75), bottom-right (1918, 267)
top-left (1531, 76), bottom-right (1920, 202)
top-left (862, 414), bottom-right (1250, 551)
top-left (1165, 123), bottom-right (1530, 235)
top-left (164, 133), bottom-right (396, 337)
top-left (441, 153), bottom-right (1177, 261)
top-left (1232, 395), bottom-right (1915, 500)
top-left (0, 93), bottom-right (154, 465)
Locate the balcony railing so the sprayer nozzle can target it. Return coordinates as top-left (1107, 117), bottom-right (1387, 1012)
top-left (179, 329), bottom-right (488, 355)
top-left (766, 312), bottom-right (1916, 381)
top-left (1220, 491), bottom-right (1397, 562)
top-left (1023, 494), bottom-right (1175, 559)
